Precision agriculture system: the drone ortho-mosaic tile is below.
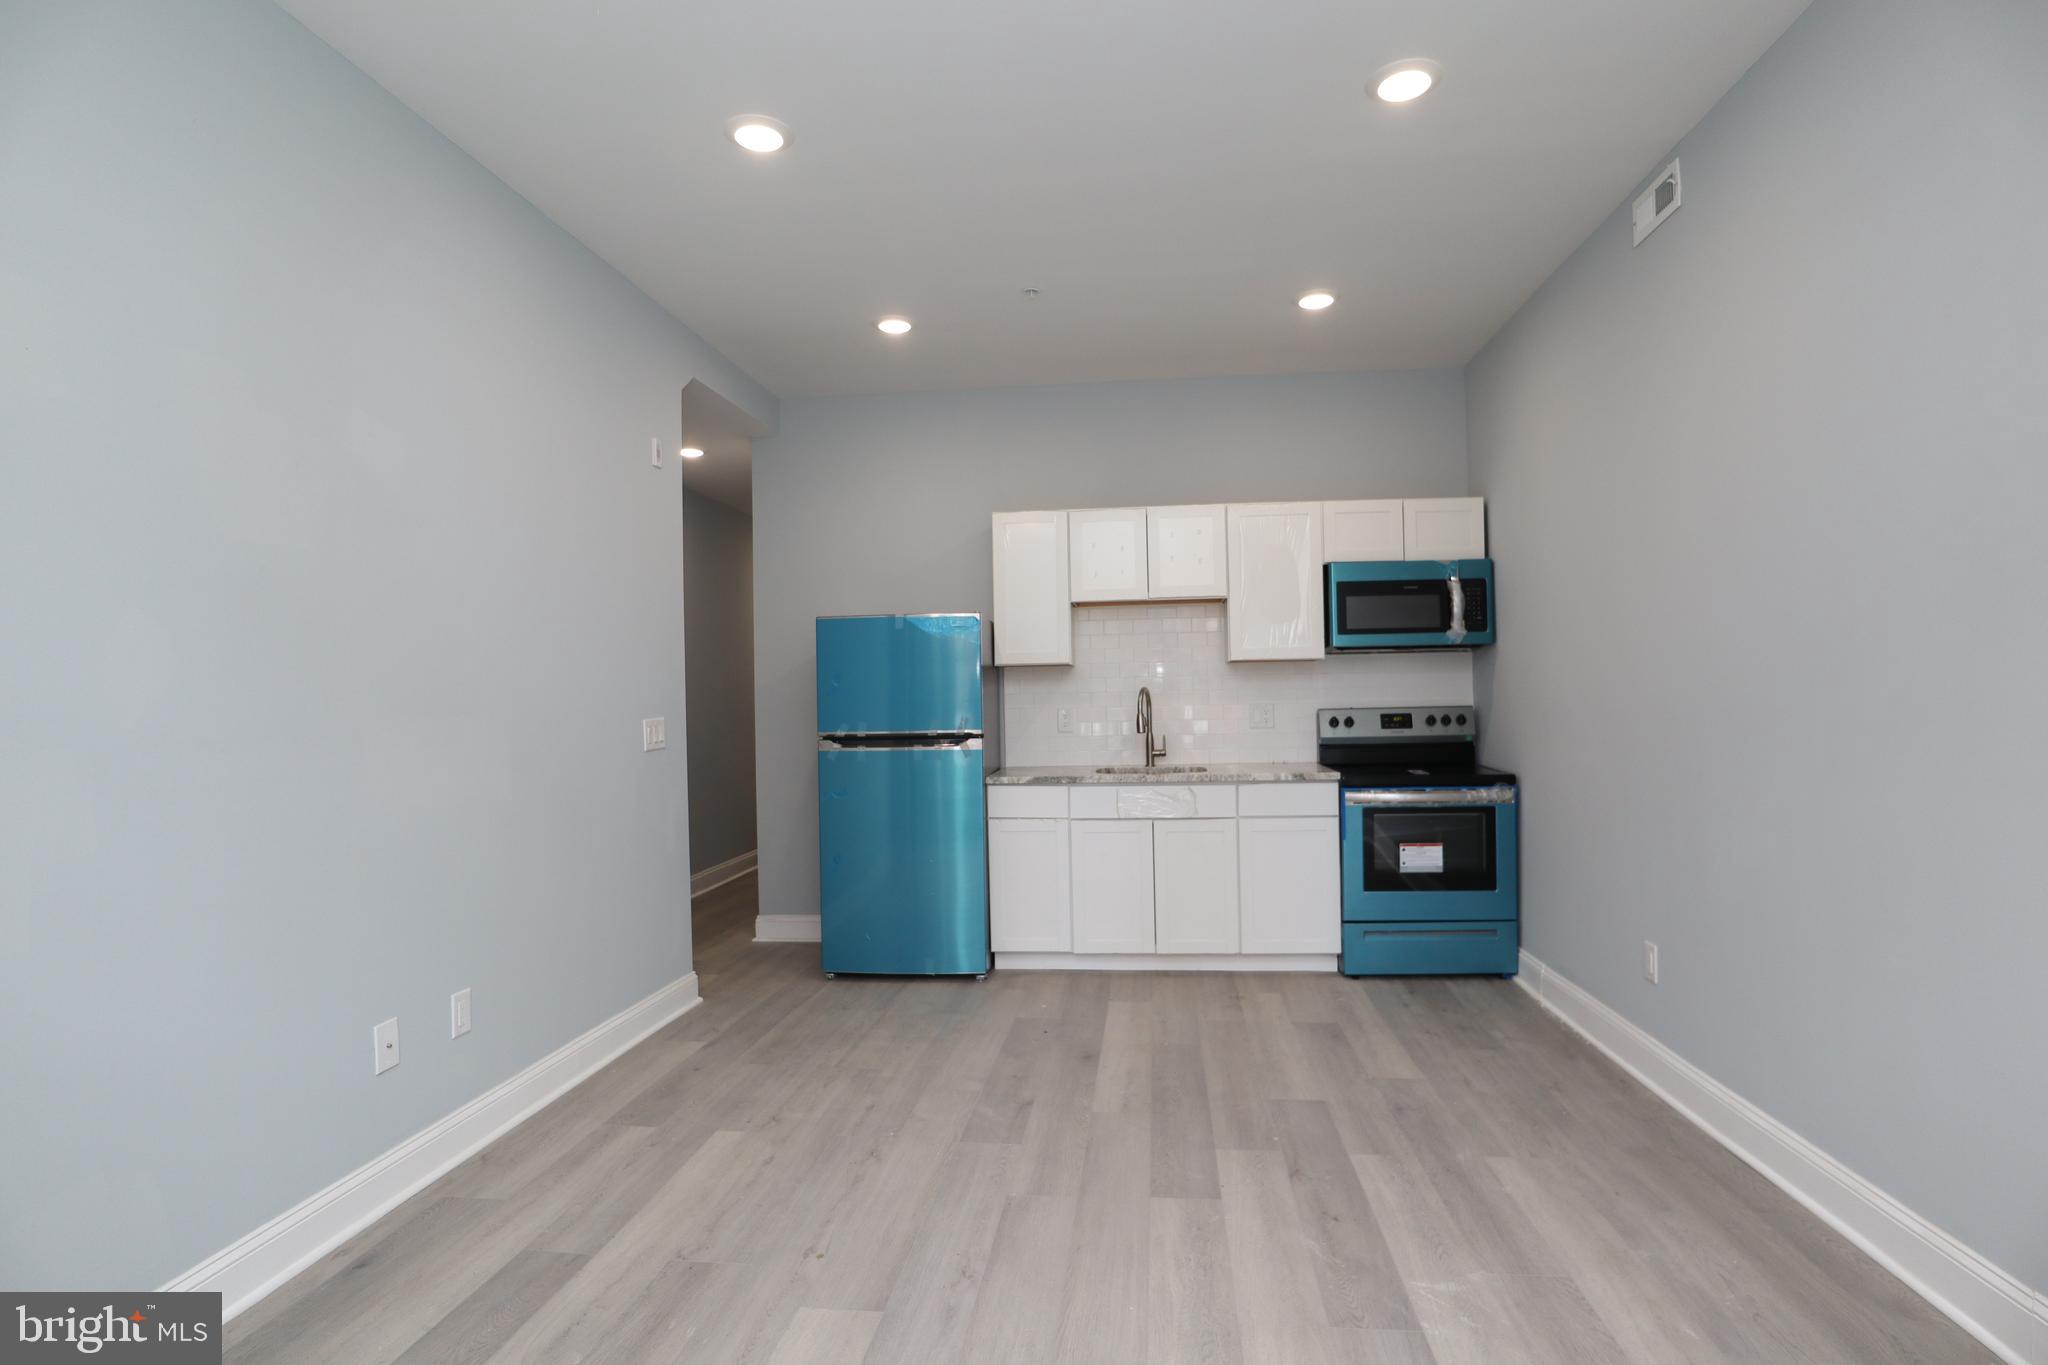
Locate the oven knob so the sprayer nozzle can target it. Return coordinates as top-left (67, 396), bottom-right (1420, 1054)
top-left (1442, 713), bottom-right (1455, 726)
top-left (1456, 713), bottom-right (1468, 726)
top-left (1425, 714), bottom-right (1438, 727)
top-left (1342, 716), bottom-right (1355, 728)
top-left (1327, 716), bottom-right (1340, 729)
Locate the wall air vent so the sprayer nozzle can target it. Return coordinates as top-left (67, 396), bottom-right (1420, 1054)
top-left (1633, 159), bottom-right (1681, 246)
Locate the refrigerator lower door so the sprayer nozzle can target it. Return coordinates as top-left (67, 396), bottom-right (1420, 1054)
top-left (818, 745), bottom-right (990, 975)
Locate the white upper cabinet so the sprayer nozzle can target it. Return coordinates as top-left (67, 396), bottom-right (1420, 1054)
top-left (1322, 499), bottom-right (1406, 562)
top-left (1146, 504), bottom-right (1227, 599)
top-left (1402, 497), bottom-right (1487, 560)
top-left (991, 511), bottom-right (1072, 666)
top-left (1153, 818), bottom-right (1239, 954)
top-left (1068, 507), bottom-right (1149, 603)
top-left (1225, 502), bottom-right (1325, 661)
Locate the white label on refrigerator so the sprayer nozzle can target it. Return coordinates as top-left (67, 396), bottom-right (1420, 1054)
top-left (1399, 842), bottom-right (1445, 874)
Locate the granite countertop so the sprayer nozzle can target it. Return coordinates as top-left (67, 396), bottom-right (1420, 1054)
top-left (987, 761), bottom-right (1339, 786)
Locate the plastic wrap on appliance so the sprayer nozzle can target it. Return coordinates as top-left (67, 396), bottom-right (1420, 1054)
top-left (1444, 563), bottom-right (1467, 645)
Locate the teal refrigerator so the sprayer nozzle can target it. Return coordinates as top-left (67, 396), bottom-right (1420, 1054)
top-left (815, 614), bottom-right (990, 977)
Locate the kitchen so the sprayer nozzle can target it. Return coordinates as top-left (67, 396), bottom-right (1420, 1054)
top-left (818, 496), bottom-right (1512, 978)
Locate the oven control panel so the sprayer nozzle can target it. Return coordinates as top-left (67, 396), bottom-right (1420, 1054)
top-left (1318, 706), bottom-right (1475, 739)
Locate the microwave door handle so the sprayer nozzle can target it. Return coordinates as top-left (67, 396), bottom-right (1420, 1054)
top-left (1445, 565), bottom-right (1467, 644)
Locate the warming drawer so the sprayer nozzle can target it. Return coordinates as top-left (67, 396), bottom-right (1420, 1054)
top-left (1341, 920), bottom-right (1518, 977)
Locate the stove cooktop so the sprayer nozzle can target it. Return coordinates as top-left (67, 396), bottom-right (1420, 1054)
top-left (1333, 762), bottom-right (1517, 790)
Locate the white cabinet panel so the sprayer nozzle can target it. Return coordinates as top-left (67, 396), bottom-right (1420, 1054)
top-left (1402, 497), bottom-right (1486, 560)
top-left (989, 818), bottom-right (1072, 953)
top-left (1322, 499), bottom-right (1406, 562)
top-left (992, 511), bottom-right (1072, 665)
top-left (1069, 507), bottom-right (1148, 603)
top-left (1071, 819), bottom-right (1155, 954)
top-left (1154, 819), bottom-right (1238, 954)
top-left (1226, 502), bottom-right (1325, 661)
top-left (1146, 504), bottom-right (1227, 599)
top-left (1236, 784), bottom-right (1337, 818)
top-left (1238, 817), bottom-right (1340, 953)
top-left (987, 785), bottom-right (1068, 819)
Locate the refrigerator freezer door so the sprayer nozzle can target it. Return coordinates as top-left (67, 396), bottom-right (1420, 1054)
top-left (816, 615), bottom-right (983, 736)
top-left (818, 746), bottom-right (990, 975)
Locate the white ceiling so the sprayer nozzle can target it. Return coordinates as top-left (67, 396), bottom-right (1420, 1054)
top-left (281, 0), bottom-right (1808, 397)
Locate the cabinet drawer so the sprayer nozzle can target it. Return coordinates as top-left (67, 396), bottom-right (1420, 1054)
top-left (988, 786), bottom-right (1069, 819)
top-left (1237, 784), bottom-right (1337, 817)
top-left (1341, 920), bottom-right (1518, 977)
top-left (1071, 785), bottom-right (1236, 818)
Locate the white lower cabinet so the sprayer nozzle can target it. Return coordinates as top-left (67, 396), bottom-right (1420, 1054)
top-left (1071, 819), bottom-right (1156, 954)
top-left (1153, 819), bottom-right (1238, 953)
top-left (988, 784), bottom-right (1340, 965)
top-left (988, 818), bottom-right (1072, 952)
top-left (1238, 817), bottom-right (1341, 953)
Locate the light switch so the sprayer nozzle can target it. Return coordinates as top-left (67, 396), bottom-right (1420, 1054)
top-left (450, 988), bottom-right (472, 1038)
top-left (643, 717), bottom-right (666, 751)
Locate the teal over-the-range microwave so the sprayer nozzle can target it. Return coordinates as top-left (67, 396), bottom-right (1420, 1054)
top-left (1324, 559), bottom-right (1495, 650)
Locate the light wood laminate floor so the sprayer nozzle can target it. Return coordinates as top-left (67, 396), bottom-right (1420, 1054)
top-left (226, 875), bottom-right (1991, 1364)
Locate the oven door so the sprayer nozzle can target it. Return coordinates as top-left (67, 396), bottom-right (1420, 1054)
top-left (1341, 785), bottom-right (1517, 922)
top-left (1325, 560), bottom-right (1494, 650)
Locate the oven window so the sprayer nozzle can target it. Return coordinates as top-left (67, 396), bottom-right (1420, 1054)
top-left (1364, 809), bottom-right (1497, 891)
top-left (1336, 580), bottom-right (1449, 635)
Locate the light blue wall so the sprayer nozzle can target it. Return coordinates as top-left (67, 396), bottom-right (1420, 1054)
top-left (752, 371), bottom-right (1468, 932)
top-left (1468, 0), bottom-right (2048, 1289)
top-left (0, 0), bottom-right (772, 1288)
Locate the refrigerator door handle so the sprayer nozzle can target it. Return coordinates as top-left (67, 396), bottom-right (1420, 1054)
top-left (819, 736), bottom-right (985, 751)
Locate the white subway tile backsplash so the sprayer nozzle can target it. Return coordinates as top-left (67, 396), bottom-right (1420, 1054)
top-left (998, 602), bottom-right (1473, 766)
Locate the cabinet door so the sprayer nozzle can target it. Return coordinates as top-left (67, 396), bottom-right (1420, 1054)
top-left (1153, 819), bottom-right (1238, 954)
top-left (1322, 499), bottom-right (1405, 562)
top-left (991, 511), bottom-right (1073, 665)
top-left (1071, 819), bottom-right (1155, 954)
top-left (1147, 504), bottom-right (1227, 599)
top-left (1226, 502), bottom-right (1325, 660)
top-left (989, 818), bottom-right (1072, 952)
top-left (1239, 817), bottom-right (1340, 953)
top-left (1069, 507), bottom-right (1149, 602)
top-left (1402, 497), bottom-right (1486, 560)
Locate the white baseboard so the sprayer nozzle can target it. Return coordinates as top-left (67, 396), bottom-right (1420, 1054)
top-left (162, 972), bottom-right (702, 1322)
top-left (1517, 950), bottom-right (2047, 1365)
top-left (995, 952), bottom-right (1337, 973)
top-left (691, 850), bottom-right (757, 897)
top-left (754, 913), bottom-right (821, 943)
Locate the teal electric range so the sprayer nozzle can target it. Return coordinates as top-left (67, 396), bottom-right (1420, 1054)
top-left (1318, 706), bottom-right (1519, 976)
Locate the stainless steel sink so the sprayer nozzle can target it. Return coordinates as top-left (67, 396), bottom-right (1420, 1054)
top-left (1094, 764), bottom-right (1209, 775)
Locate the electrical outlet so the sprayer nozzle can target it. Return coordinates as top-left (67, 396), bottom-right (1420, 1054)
top-left (450, 988), bottom-right (472, 1039)
top-left (373, 1017), bottom-right (400, 1075)
top-left (1643, 941), bottom-right (1660, 985)
top-left (650, 437), bottom-right (662, 469)
top-left (1056, 707), bottom-right (1072, 734)
top-left (642, 717), bottom-right (666, 751)
top-left (1249, 703), bottom-right (1275, 730)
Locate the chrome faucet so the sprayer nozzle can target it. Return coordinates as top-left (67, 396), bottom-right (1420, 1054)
top-left (1135, 686), bottom-right (1167, 768)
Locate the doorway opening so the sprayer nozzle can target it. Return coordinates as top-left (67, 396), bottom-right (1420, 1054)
top-left (679, 378), bottom-right (764, 909)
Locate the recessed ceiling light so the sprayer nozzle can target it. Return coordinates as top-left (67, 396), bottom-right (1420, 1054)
top-left (1373, 60), bottom-right (1441, 103)
top-left (876, 317), bottom-right (913, 335)
top-left (1297, 291), bottom-right (1336, 311)
top-left (726, 115), bottom-right (790, 153)
top-left (680, 446), bottom-right (705, 460)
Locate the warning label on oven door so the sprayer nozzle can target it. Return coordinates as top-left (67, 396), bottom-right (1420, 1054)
top-left (1398, 842), bottom-right (1445, 874)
